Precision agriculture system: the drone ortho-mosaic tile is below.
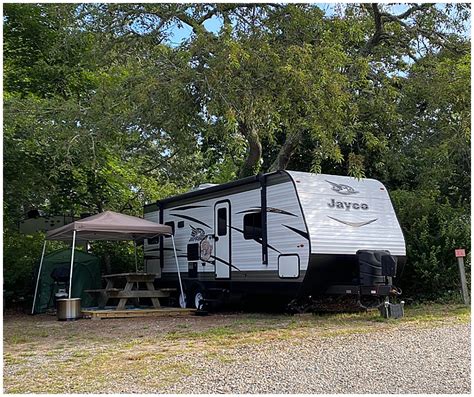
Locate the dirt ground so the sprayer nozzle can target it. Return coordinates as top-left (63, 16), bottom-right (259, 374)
top-left (3, 304), bottom-right (470, 393)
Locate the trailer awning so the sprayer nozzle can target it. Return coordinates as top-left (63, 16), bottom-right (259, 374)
top-left (45, 210), bottom-right (171, 241)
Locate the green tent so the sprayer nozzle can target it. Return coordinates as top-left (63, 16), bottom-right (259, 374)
top-left (33, 249), bottom-right (101, 314)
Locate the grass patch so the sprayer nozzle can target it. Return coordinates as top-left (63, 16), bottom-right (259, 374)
top-left (391, 303), bottom-right (471, 329)
top-left (8, 335), bottom-right (31, 344)
top-left (71, 350), bottom-right (91, 358)
top-left (160, 304), bottom-right (471, 348)
top-left (216, 354), bottom-right (235, 364)
top-left (19, 351), bottom-right (37, 357)
top-left (160, 362), bottom-right (194, 376)
top-left (121, 338), bottom-right (145, 348)
top-left (3, 353), bottom-right (26, 365)
top-left (319, 327), bottom-right (375, 338)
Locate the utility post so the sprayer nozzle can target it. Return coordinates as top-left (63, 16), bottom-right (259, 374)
top-left (455, 248), bottom-right (469, 305)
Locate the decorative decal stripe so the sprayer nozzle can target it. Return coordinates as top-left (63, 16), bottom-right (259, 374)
top-left (236, 207), bottom-right (297, 217)
top-left (210, 255), bottom-right (241, 271)
top-left (282, 224), bottom-right (309, 240)
top-left (172, 205), bottom-right (209, 211)
top-left (169, 213), bottom-right (211, 229)
top-left (145, 255), bottom-right (188, 259)
top-left (229, 225), bottom-right (281, 254)
top-left (236, 207), bottom-right (260, 214)
top-left (267, 207), bottom-right (298, 217)
top-left (327, 216), bottom-right (378, 227)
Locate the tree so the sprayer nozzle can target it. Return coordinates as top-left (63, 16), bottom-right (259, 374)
top-left (81, 3), bottom-right (470, 178)
top-left (3, 4), bottom-right (206, 227)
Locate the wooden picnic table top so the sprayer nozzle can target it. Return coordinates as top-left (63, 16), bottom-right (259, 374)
top-left (102, 272), bottom-right (158, 280)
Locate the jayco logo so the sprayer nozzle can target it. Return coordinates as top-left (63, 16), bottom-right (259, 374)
top-left (328, 198), bottom-right (369, 210)
top-left (325, 180), bottom-right (358, 195)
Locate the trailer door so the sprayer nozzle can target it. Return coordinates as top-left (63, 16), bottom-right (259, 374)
top-left (214, 201), bottom-right (231, 279)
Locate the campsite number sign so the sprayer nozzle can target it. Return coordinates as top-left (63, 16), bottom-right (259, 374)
top-left (454, 248), bottom-right (469, 305)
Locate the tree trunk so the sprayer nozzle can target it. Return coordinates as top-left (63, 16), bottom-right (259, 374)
top-left (269, 131), bottom-right (303, 172)
top-left (238, 122), bottom-right (262, 178)
top-left (104, 253), bottom-right (112, 274)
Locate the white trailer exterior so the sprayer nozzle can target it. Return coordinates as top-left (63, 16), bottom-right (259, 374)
top-left (143, 170), bottom-right (406, 308)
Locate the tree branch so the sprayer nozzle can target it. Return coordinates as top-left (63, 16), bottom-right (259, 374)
top-left (361, 3), bottom-right (389, 55)
top-left (392, 3), bottom-right (434, 20)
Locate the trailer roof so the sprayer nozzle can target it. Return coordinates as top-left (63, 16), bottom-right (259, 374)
top-left (144, 171), bottom-right (287, 212)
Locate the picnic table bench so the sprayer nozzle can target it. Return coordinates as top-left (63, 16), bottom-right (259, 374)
top-left (85, 273), bottom-right (176, 310)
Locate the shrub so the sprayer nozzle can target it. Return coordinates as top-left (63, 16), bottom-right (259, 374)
top-left (391, 189), bottom-right (471, 300)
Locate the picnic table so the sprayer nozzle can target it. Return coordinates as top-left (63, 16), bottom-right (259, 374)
top-left (85, 273), bottom-right (175, 310)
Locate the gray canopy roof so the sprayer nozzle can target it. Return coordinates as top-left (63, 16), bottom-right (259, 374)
top-left (46, 211), bottom-right (171, 241)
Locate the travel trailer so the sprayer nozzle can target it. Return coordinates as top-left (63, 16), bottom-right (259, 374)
top-left (143, 170), bottom-right (406, 312)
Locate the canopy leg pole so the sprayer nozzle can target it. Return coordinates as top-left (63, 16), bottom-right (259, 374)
top-left (134, 241), bottom-right (138, 272)
top-left (68, 230), bottom-right (77, 299)
top-left (31, 240), bottom-right (47, 315)
top-left (134, 240), bottom-right (139, 305)
top-left (171, 235), bottom-right (185, 307)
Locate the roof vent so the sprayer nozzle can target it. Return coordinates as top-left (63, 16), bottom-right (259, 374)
top-left (191, 183), bottom-right (218, 191)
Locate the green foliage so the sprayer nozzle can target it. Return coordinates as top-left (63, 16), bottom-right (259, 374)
top-left (391, 190), bottom-right (470, 300)
top-left (88, 241), bottom-right (143, 275)
top-left (3, 3), bottom-right (96, 99)
top-left (3, 231), bottom-right (64, 305)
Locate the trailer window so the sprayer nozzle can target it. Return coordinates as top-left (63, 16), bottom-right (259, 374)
top-left (164, 221), bottom-right (175, 238)
top-left (217, 208), bottom-right (227, 236)
top-left (243, 212), bottom-right (262, 240)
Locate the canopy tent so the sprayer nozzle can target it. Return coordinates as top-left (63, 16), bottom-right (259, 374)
top-left (31, 211), bottom-right (184, 313)
top-left (45, 211), bottom-right (172, 241)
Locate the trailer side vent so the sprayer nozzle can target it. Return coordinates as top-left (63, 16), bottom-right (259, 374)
top-left (188, 262), bottom-right (198, 278)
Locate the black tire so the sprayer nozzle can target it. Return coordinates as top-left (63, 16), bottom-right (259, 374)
top-left (190, 284), bottom-right (206, 310)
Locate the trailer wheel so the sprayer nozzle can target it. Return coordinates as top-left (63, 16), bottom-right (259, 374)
top-left (193, 291), bottom-right (205, 310)
top-left (186, 282), bottom-right (206, 310)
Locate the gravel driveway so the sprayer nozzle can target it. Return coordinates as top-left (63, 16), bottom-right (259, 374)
top-left (165, 324), bottom-right (470, 394)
